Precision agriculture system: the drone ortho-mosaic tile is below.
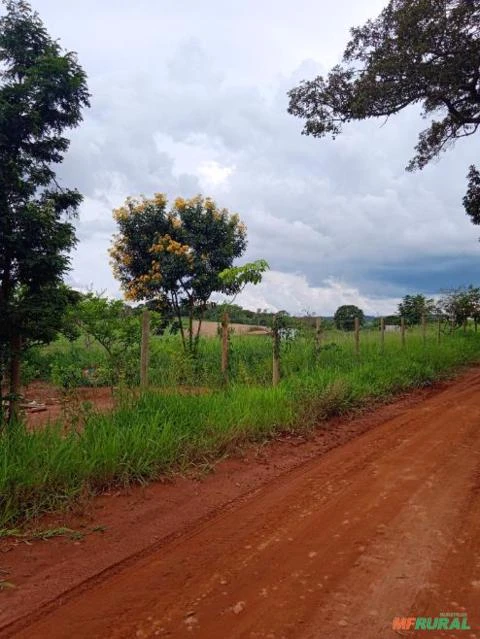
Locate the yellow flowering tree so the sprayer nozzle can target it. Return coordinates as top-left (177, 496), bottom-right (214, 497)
top-left (110, 194), bottom-right (247, 353)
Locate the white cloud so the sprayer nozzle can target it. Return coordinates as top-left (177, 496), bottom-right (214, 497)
top-left (231, 271), bottom-right (400, 316)
top-left (198, 160), bottom-right (235, 188)
top-left (25, 0), bottom-right (480, 314)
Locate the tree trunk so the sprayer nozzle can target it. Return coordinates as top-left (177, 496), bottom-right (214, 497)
top-left (172, 294), bottom-right (187, 352)
top-left (188, 300), bottom-right (194, 354)
top-left (8, 334), bottom-right (22, 424)
top-left (0, 358), bottom-right (4, 428)
top-left (193, 304), bottom-right (205, 355)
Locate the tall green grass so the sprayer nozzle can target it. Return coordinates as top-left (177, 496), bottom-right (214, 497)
top-left (3, 330), bottom-right (480, 526)
top-left (24, 323), bottom-right (465, 388)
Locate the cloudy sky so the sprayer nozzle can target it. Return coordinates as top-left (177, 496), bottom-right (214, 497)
top-left (33, 0), bottom-right (480, 315)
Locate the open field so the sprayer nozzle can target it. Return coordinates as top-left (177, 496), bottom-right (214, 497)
top-left (192, 320), bottom-right (269, 337)
top-left (2, 327), bottom-right (480, 528)
top-left (2, 367), bottom-right (480, 638)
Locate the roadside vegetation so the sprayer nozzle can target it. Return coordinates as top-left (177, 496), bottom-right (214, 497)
top-left (3, 325), bottom-right (480, 527)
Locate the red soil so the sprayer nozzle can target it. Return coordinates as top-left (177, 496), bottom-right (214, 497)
top-left (2, 369), bottom-right (480, 638)
top-left (21, 382), bottom-right (210, 428)
top-left (21, 382), bottom-right (114, 429)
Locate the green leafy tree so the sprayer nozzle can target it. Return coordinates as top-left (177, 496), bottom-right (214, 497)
top-left (70, 294), bottom-right (161, 386)
top-left (334, 305), bottom-right (365, 331)
top-left (216, 259), bottom-right (269, 323)
top-left (398, 294), bottom-right (435, 325)
top-left (219, 259), bottom-right (269, 292)
top-left (0, 0), bottom-right (89, 424)
top-left (463, 165), bottom-right (480, 229)
top-left (202, 303), bottom-right (254, 324)
top-left (287, 0), bottom-right (480, 224)
top-left (437, 285), bottom-right (480, 330)
top-left (469, 286), bottom-right (480, 331)
top-left (110, 194), bottom-right (248, 354)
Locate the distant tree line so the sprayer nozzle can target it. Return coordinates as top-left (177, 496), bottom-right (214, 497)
top-left (202, 304), bottom-right (286, 327)
top-left (330, 288), bottom-right (480, 333)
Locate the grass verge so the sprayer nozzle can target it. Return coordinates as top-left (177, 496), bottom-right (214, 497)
top-left (2, 332), bottom-right (480, 526)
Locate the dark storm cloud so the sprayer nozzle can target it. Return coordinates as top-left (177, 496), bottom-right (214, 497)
top-left (366, 256), bottom-right (480, 296)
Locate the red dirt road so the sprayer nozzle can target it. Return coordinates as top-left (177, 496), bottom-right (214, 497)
top-left (3, 369), bottom-right (480, 638)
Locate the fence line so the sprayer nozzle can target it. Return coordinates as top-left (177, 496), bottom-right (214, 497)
top-left (138, 314), bottom-right (474, 389)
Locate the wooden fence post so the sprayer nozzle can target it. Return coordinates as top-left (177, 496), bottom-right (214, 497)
top-left (354, 316), bottom-right (360, 357)
top-left (401, 317), bottom-right (406, 348)
top-left (315, 317), bottom-right (322, 352)
top-left (140, 309), bottom-right (150, 388)
top-left (422, 313), bottom-right (427, 346)
top-left (272, 321), bottom-right (281, 386)
top-left (221, 312), bottom-right (229, 386)
top-left (380, 317), bottom-right (385, 354)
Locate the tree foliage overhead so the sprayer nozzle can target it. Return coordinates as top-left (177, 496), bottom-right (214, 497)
top-left (0, 0), bottom-right (89, 422)
top-left (334, 304), bottom-right (365, 331)
top-left (110, 194), bottom-right (248, 353)
top-left (288, 0), bottom-right (480, 222)
top-left (463, 164), bottom-right (480, 225)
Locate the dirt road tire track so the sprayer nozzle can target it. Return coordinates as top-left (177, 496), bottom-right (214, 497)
top-left (3, 369), bottom-right (480, 638)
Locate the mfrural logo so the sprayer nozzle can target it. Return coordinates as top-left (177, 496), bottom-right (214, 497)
top-left (392, 612), bottom-right (471, 632)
